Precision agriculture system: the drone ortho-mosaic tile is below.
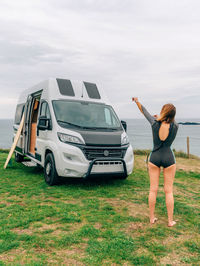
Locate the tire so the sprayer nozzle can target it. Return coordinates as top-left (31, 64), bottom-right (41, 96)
top-left (15, 152), bottom-right (24, 163)
top-left (44, 153), bottom-right (59, 186)
top-left (119, 174), bottom-right (128, 180)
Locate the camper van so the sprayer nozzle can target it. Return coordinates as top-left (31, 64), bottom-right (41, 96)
top-left (14, 79), bottom-right (134, 185)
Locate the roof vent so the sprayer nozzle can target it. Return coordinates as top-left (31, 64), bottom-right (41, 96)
top-left (84, 82), bottom-right (101, 99)
top-left (56, 79), bottom-right (75, 96)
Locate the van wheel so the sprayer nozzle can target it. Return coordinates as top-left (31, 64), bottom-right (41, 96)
top-left (44, 153), bottom-right (59, 186)
top-left (15, 152), bottom-right (24, 163)
top-left (119, 174), bottom-right (128, 180)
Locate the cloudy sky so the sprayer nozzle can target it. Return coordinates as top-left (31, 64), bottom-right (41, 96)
top-left (0, 0), bottom-right (200, 119)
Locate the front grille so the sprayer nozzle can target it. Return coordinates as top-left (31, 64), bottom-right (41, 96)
top-left (82, 147), bottom-right (127, 160)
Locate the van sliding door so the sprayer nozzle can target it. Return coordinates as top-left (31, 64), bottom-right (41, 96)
top-left (24, 95), bottom-right (33, 154)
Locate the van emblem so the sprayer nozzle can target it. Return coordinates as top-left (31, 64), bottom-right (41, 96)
top-left (104, 150), bottom-right (109, 157)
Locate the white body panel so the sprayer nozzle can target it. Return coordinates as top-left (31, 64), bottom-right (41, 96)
top-left (14, 78), bottom-right (134, 178)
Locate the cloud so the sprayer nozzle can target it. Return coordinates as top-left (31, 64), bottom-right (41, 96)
top-left (0, 40), bottom-right (64, 65)
top-left (0, 0), bottom-right (200, 119)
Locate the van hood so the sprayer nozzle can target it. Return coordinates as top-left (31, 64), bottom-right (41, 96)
top-left (77, 129), bottom-right (123, 146)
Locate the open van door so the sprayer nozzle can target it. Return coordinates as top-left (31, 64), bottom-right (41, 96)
top-left (24, 91), bottom-right (42, 156)
top-left (24, 95), bottom-right (33, 154)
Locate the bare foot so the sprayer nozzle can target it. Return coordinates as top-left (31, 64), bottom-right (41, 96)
top-left (168, 221), bottom-right (176, 227)
top-left (150, 217), bottom-right (158, 224)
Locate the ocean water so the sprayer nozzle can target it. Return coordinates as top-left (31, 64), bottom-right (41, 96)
top-left (126, 118), bottom-right (200, 157)
top-left (0, 119), bottom-right (199, 157)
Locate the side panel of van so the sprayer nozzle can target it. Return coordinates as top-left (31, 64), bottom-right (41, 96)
top-left (36, 100), bottom-right (54, 166)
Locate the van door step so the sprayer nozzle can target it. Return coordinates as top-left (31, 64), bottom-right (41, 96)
top-left (22, 161), bottom-right (37, 167)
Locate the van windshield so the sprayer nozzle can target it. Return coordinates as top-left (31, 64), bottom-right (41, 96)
top-left (52, 100), bottom-right (122, 130)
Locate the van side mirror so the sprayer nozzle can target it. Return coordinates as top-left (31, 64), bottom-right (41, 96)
top-left (38, 116), bottom-right (50, 131)
top-left (121, 120), bottom-right (127, 132)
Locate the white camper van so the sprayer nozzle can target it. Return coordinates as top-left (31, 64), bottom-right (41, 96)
top-left (14, 79), bottom-right (134, 185)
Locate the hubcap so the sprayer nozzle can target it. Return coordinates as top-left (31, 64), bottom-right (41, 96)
top-left (46, 162), bottom-right (51, 176)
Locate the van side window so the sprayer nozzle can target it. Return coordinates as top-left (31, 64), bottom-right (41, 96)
top-left (46, 105), bottom-right (51, 119)
top-left (40, 102), bottom-right (47, 117)
top-left (15, 104), bottom-right (25, 125)
top-left (104, 108), bottom-right (112, 125)
top-left (40, 102), bottom-right (51, 120)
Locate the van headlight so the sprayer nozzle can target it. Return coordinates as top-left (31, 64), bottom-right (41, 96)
top-left (58, 133), bottom-right (84, 145)
top-left (121, 132), bottom-right (129, 145)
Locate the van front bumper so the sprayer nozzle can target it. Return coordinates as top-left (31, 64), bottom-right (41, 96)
top-left (84, 158), bottom-right (127, 178)
top-left (55, 143), bottom-right (133, 178)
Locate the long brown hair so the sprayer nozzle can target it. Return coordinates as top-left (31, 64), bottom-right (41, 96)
top-left (157, 103), bottom-right (176, 123)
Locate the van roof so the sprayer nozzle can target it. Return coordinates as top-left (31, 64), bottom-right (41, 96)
top-left (17, 78), bottom-right (109, 105)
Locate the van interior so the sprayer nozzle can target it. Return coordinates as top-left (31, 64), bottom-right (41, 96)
top-left (29, 97), bottom-right (40, 154)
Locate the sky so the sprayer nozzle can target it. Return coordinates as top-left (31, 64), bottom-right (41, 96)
top-left (0, 0), bottom-right (200, 119)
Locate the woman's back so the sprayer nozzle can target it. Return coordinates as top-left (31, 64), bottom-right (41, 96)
top-left (159, 122), bottom-right (170, 141)
top-left (141, 105), bottom-right (178, 151)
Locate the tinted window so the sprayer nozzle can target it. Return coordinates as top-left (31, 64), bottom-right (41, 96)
top-left (46, 105), bottom-right (51, 119)
top-left (52, 100), bottom-right (121, 129)
top-left (57, 79), bottom-right (75, 96)
top-left (40, 102), bottom-right (51, 120)
top-left (40, 102), bottom-right (47, 117)
top-left (104, 108), bottom-right (112, 125)
top-left (84, 82), bottom-right (101, 99)
top-left (14, 104), bottom-right (25, 125)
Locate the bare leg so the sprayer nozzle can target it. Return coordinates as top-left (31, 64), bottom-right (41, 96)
top-left (163, 164), bottom-right (176, 227)
top-left (148, 162), bottom-right (160, 224)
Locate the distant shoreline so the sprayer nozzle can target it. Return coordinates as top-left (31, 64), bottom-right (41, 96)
top-left (178, 122), bottom-right (200, 125)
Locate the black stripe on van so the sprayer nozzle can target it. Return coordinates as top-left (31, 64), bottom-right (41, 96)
top-left (35, 153), bottom-right (41, 162)
top-left (27, 152), bottom-right (42, 162)
top-left (15, 146), bottom-right (23, 153)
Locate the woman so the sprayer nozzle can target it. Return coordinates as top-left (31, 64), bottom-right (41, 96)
top-left (133, 97), bottom-right (178, 227)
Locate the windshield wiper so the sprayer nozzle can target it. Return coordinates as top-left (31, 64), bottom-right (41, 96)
top-left (57, 120), bottom-right (119, 131)
top-left (89, 127), bottom-right (118, 131)
top-left (57, 120), bottom-right (84, 129)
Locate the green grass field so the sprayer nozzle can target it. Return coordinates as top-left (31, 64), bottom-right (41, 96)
top-left (0, 151), bottom-right (199, 265)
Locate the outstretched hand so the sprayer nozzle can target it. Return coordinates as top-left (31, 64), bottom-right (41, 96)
top-left (132, 97), bottom-right (138, 102)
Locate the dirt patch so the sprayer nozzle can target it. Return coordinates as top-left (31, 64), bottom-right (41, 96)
top-left (60, 258), bottom-right (84, 266)
top-left (94, 222), bottom-right (102, 229)
top-left (55, 245), bottom-right (86, 265)
top-left (11, 228), bottom-right (33, 235)
top-left (68, 221), bottom-right (87, 232)
top-left (176, 157), bottom-right (200, 173)
top-left (162, 233), bottom-right (199, 246)
top-left (0, 249), bottom-right (26, 263)
top-left (0, 201), bottom-right (12, 206)
top-left (126, 222), bottom-right (143, 231)
top-left (134, 155), bottom-right (147, 170)
top-left (160, 249), bottom-right (194, 266)
top-left (0, 246), bottom-right (85, 265)
top-left (128, 202), bottom-right (149, 218)
top-left (12, 222), bottom-right (68, 236)
top-left (36, 223), bottom-right (59, 231)
top-left (104, 198), bottom-right (149, 219)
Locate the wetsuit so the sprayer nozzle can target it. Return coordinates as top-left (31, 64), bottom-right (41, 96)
top-left (142, 105), bottom-right (179, 168)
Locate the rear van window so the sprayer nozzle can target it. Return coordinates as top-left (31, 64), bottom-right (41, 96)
top-left (14, 103), bottom-right (25, 125)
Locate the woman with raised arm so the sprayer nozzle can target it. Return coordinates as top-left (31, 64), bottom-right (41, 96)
top-left (132, 97), bottom-right (179, 227)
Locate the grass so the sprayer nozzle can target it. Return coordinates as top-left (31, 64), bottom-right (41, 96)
top-left (0, 151), bottom-right (199, 265)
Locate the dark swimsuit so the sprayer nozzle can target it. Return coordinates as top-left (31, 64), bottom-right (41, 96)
top-left (142, 105), bottom-right (179, 168)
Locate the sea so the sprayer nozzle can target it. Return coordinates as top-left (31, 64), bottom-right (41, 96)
top-left (0, 119), bottom-right (199, 157)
